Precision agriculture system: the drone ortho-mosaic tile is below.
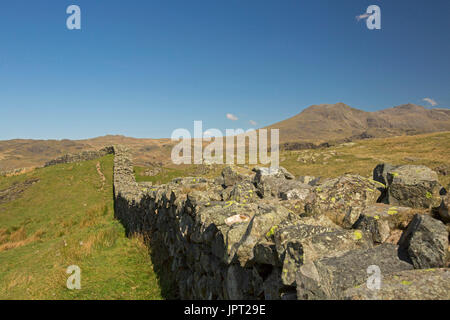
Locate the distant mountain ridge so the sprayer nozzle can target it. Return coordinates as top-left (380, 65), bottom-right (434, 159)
top-left (1, 103), bottom-right (450, 170)
top-left (266, 103), bottom-right (450, 143)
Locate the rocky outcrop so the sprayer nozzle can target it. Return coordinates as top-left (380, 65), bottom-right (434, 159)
top-left (112, 147), bottom-right (450, 300)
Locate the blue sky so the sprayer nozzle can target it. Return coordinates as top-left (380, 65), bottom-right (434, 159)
top-left (0, 0), bottom-right (449, 140)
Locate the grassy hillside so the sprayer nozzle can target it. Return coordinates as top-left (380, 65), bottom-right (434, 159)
top-left (280, 131), bottom-right (450, 189)
top-left (134, 131), bottom-right (450, 190)
top-left (0, 155), bottom-right (162, 300)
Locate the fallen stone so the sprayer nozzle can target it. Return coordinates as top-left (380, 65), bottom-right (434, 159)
top-left (222, 166), bottom-right (248, 187)
top-left (274, 223), bottom-right (337, 259)
top-left (304, 175), bottom-right (382, 226)
top-left (281, 229), bottom-right (373, 286)
top-left (253, 166), bottom-right (295, 180)
top-left (344, 268), bottom-right (450, 300)
top-left (352, 204), bottom-right (422, 243)
top-left (386, 165), bottom-right (442, 209)
top-left (227, 180), bottom-right (258, 203)
top-left (373, 163), bottom-right (396, 187)
top-left (253, 166), bottom-right (296, 198)
top-left (296, 244), bottom-right (414, 300)
top-left (280, 184), bottom-right (312, 201)
top-left (398, 214), bottom-right (449, 269)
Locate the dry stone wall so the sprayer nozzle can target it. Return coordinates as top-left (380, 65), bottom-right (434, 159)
top-left (37, 144), bottom-right (450, 299)
top-left (112, 145), bottom-right (450, 300)
top-left (44, 146), bottom-right (115, 167)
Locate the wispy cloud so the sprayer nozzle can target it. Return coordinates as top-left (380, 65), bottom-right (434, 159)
top-left (356, 13), bottom-right (372, 21)
top-left (203, 130), bottom-right (214, 138)
top-left (226, 113), bottom-right (238, 121)
top-left (249, 120), bottom-right (257, 126)
top-left (423, 98), bottom-right (438, 107)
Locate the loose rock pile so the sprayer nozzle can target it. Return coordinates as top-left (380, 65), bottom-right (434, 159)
top-left (113, 145), bottom-right (450, 300)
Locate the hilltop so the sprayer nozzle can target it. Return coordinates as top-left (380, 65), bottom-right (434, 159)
top-left (266, 103), bottom-right (450, 143)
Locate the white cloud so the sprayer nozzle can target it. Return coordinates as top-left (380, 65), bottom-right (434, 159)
top-left (203, 130), bottom-right (213, 138)
top-left (226, 113), bottom-right (238, 121)
top-left (356, 13), bottom-right (372, 21)
top-left (249, 120), bottom-right (257, 126)
top-left (423, 98), bottom-right (438, 107)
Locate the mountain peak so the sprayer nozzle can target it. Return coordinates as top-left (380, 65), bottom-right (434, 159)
top-left (266, 103), bottom-right (450, 143)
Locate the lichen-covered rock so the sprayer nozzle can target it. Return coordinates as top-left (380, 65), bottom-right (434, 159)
top-left (281, 229), bottom-right (373, 286)
top-left (300, 215), bottom-right (342, 229)
top-left (342, 206), bottom-right (364, 228)
top-left (280, 184), bottom-right (312, 201)
top-left (199, 202), bottom-right (292, 267)
top-left (438, 193), bottom-right (450, 223)
top-left (227, 180), bottom-right (258, 203)
top-left (274, 223), bottom-right (337, 259)
top-left (398, 214), bottom-right (449, 269)
top-left (354, 215), bottom-right (390, 244)
top-left (386, 165), bottom-right (442, 209)
top-left (221, 166), bottom-right (250, 187)
top-left (296, 244), bottom-right (414, 300)
top-left (344, 268), bottom-right (450, 300)
top-left (253, 166), bottom-right (296, 198)
top-left (195, 202), bottom-right (257, 262)
top-left (297, 176), bottom-right (321, 186)
top-left (253, 241), bottom-right (279, 266)
top-left (373, 163), bottom-right (396, 187)
top-left (232, 204), bottom-right (292, 267)
top-left (253, 166), bottom-right (295, 180)
top-left (304, 175), bottom-right (382, 226)
top-left (352, 204), bottom-right (422, 243)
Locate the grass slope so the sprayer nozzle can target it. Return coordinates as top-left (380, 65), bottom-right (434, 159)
top-left (135, 131), bottom-right (450, 190)
top-left (0, 155), bottom-right (162, 300)
top-left (280, 131), bottom-right (450, 189)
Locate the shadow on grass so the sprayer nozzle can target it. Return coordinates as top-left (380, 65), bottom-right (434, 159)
top-left (114, 192), bottom-right (179, 300)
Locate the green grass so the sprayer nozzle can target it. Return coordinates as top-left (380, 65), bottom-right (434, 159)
top-left (134, 164), bottom-right (224, 184)
top-left (280, 132), bottom-right (450, 189)
top-left (0, 155), bottom-right (162, 300)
